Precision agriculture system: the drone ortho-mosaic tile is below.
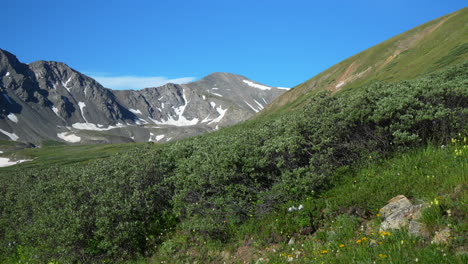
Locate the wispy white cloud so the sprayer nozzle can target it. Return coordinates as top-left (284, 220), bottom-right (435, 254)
top-left (89, 75), bottom-right (197, 90)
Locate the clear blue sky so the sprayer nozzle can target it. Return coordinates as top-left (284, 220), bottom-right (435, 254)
top-left (2, 0), bottom-right (466, 89)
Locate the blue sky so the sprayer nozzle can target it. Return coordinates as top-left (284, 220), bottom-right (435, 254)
top-left (2, 0), bottom-right (466, 90)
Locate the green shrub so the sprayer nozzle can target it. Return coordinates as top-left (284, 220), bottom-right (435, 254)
top-left (0, 62), bottom-right (466, 262)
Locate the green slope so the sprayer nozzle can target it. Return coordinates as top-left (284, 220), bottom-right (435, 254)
top-left (149, 142), bottom-right (468, 264)
top-left (265, 7), bottom-right (468, 114)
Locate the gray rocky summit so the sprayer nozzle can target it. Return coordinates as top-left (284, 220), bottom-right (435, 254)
top-left (0, 49), bottom-right (286, 145)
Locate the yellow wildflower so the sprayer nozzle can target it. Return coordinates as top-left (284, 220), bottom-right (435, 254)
top-left (339, 244), bottom-right (345, 248)
top-left (356, 239), bottom-right (362, 244)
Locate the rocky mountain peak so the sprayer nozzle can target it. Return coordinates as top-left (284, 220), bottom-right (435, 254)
top-left (0, 49), bottom-right (287, 145)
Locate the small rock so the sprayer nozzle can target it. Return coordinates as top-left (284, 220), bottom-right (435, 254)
top-left (432, 227), bottom-right (451, 245)
top-left (379, 195), bottom-right (428, 236)
top-left (408, 220), bottom-right (430, 238)
top-left (380, 195), bottom-right (412, 218)
top-left (288, 237), bottom-right (295, 245)
top-left (380, 195), bottom-right (412, 231)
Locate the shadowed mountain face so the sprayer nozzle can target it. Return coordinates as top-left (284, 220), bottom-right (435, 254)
top-left (0, 49), bottom-right (286, 145)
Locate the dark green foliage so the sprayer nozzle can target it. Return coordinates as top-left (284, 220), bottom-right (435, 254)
top-left (0, 63), bottom-right (467, 262)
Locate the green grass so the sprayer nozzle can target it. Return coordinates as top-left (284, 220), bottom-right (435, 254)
top-left (146, 138), bottom-right (467, 263)
top-left (264, 7), bottom-right (468, 115)
top-left (0, 141), bottom-right (147, 172)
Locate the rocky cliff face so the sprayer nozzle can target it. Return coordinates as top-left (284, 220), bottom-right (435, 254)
top-left (0, 49), bottom-right (286, 145)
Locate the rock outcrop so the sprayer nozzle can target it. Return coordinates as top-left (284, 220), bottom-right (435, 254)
top-left (0, 49), bottom-right (287, 144)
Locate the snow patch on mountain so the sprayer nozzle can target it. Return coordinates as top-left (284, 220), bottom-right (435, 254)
top-left (0, 157), bottom-right (31, 167)
top-left (208, 106), bottom-right (227, 124)
top-left (0, 129), bottom-right (19, 141)
top-left (155, 134), bottom-right (165, 141)
top-left (57, 132), bottom-right (81, 143)
top-left (63, 77), bottom-right (72, 92)
top-left (245, 101), bottom-right (259, 113)
top-left (154, 89), bottom-right (199, 126)
top-left (129, 108), bottom-right (142, 115)
top-left (51, 106), bottom-right (60, 117)
top-left (201, 115), bottom-right (212, 123)
top-left (7, 113), bottom-right (18, 123)
top-left (254, 99), bottom-right (264, 110)
top-left (5, 72), bottom-right (10, 77)
top-left (72, 122), bottom-right (126, 131)
top-left (243, 80), bottom-right (271, 90)
top-left (211, 92), bottom-right (223, 97)
top-left (78, 102), bottom-right (88, 123)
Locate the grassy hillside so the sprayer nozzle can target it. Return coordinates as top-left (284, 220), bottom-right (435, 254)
top-left (265, 7), bottom-right (468, 114)
top-left (0, 63), bottom-right (466, 263)
top-left (148, 140), bottom-right (467, 264)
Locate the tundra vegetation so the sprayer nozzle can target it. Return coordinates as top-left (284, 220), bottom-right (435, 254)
top-left (0, 63), bottom-right (467, 263)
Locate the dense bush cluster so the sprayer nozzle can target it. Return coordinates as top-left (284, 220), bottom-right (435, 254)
top-left (0, 63), bottom-right (467, 262)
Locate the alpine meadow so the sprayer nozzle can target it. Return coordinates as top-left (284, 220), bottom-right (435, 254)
top-left (0, 6), bottom-right (467, 264)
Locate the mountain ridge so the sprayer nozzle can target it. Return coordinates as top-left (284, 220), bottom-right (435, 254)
top-left (0, 49), bottom-right (286, 144)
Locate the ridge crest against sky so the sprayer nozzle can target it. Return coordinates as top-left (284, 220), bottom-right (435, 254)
top-left (2, 0), bottom-right (466, 90)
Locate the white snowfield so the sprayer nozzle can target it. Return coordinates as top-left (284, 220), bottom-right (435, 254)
top-left (52, 106), bottom-right (60, 117)
top-left (134, 118), bottom-right (148, 125)
top-left (78, 102), bottom-right (88, 123)
top-left (0, 150), bottom-right (3, 154)
top-left (129, 108), bottom-right (142, 115)
top-left (210, 92), bottom-right (223, 97)
top-left (276, 87), bottom-right (289, 90)
top-left (201, 115), bottom-right (212, 123)
top-left (208, 106), bottom-right (227, 125)
top-left (5, 72), bottom-right (10, 77)
top-left (245, 101), bottom-right (260, 113)
top-left (7, 113), bottom-right (18, 123)
top-left (154, 89), bottom-right (200, 126)
top-left (155, 134), bottom-right (165, 141)
top-left (0, 129), bottom-right (19, 141)
top-left (254, 99), bottom-right (264, 110)
top-left (57, 132), bottom-right (81, 143)
top-left (242, 80), bottom-right (271, 90)
top-left (63, 77), bottom-right (72, 92)
top-left (336, 81), bottom-right (345, 89)
top-left (0, 157), bottom-right (31, 167)
top-left (72, 122), bottom-right (126, 131)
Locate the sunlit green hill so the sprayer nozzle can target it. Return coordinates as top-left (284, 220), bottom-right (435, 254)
top-left (265, 7), bottom-right (468, 114)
